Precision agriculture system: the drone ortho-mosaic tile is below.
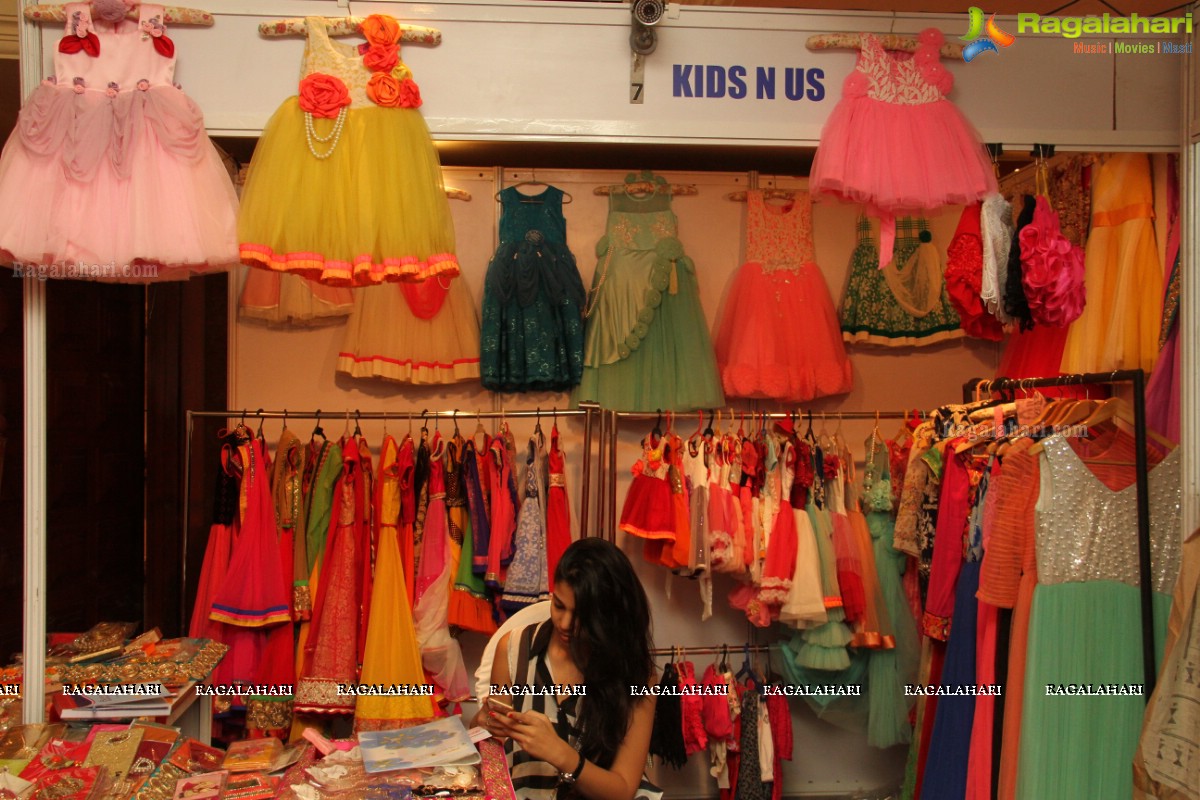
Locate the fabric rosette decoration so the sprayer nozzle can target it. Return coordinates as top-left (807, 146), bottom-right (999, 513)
top-left (298, 73), bottom-right (351, 159)
top-left (365, 72), bottom-right (422, 109)
top-left (360, 13), bottom-right (423, 109)
top-left (299, 73), bottom-right (351, 119)
top-left (1019, 195), bottom-right (1086, 327)
top-left (914, 28), bottom-right (952, 94)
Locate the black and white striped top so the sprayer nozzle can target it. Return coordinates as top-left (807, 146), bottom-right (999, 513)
top-left (504, 621), bottom-right (582, 800)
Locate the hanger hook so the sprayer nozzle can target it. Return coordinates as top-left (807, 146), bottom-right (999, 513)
top-left (283, 408), bottom-right (288, 428)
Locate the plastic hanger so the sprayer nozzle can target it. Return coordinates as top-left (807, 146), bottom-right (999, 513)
top-left (495, 171), bottom-right (573, 204)
top-left (652, 409), bottom-right (664, 440)
top-left (311, 410), bottom-right (325, 441)
top-left (473, 410), bottom-right (488, 451)
top-left (718, 644), bottom-right (729, 673)
top-left (255, 408), bottom-right (265, 441)
top-left (736, 644), bottom-right (760, 685)
top-left (353, 409), bottom-right (363, 438)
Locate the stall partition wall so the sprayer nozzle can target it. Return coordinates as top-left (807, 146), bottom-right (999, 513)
top-left (1184, 11), bottom-right (1200, 542)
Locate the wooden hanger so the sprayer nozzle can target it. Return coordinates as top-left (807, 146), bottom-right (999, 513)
top-left (445, 187), bottom-right (472, 201)
top-left (805, 31), bottom-right (964, 59)
top-left (25, 3), bottom-right (214, 25)
top-left (725, 187), bottom-right (797, 202)
top-left (594, 181), bottom-right (697, 197)
top-left (258, 17), bottom-right (442, 43)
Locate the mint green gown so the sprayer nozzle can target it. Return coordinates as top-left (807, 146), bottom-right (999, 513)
top-left (1015, 436), bottom-right (1181, 799)
top-left (573, 173), bottom-right (723, 412)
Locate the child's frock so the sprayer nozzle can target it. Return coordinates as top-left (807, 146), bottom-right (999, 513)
top-left (337, 276), bottom-right (481, 384)
top-left (238, 15), bottom-right (458, 287)
top-left (809, 28), bottom-right (996, 265)
top-left (840, 217), bottom-right (963, 347)
top-left (574, 172), bottom-right (723, 412)
top-left (0, 3), bottom-right (237, 278)
top-left (715, 190), bottom-right (851, 402)
top-left (481, 186), bottom-right (586, 392)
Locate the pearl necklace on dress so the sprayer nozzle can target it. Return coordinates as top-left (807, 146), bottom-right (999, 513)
top-left (304, 107), bottom-right (348, 160)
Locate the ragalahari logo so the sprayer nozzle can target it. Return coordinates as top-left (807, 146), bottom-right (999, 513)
top-left (961, 7), bottom-right (1016, 61)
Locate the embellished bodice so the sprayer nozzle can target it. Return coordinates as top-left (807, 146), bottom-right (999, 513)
top-left (1036, 436), bottom-right (1181, 593)
top-left (845, 31), bottom-right (952, 106)
top-left (745, 190), bottom-right (816, 273)
top-left (300, 16), bottom-right (418, 110)
top-left (605, 191), bottom-right (678, 251)
top-left (585, 173), bottom-right (694, 367)
top-left (498, 186), bottom-right (568, 246)
top-left (53, 3), bottom-right (175, 93)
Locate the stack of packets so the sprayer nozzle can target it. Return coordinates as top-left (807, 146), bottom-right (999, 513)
top-left (0, 719), bottom-right (304, 800)
top-left (274, 718), bottom-right (515, 800)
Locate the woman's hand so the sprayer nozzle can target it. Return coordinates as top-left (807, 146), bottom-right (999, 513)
top-left (503, 710), bottom-right (577, 771)
top-left (483, 706), bottom-right (520, 740)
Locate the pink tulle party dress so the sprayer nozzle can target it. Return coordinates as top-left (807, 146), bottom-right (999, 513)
top-left (715, 190), bottom-right (852, 402)
top-left (0, 1), bottom-right (238, 279)
top-left (809, 29), bottom-right (996, 265)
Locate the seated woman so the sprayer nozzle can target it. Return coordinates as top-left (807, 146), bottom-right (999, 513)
top-left (477, 538), bottom-right (657, 800)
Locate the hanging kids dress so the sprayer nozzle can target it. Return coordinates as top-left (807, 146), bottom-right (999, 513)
top-left (336, 276), bottom-right (481, 384)
top-left (840, 217), bottom-right (963, 346)
top-left (574, 171), bottom-right (724, 412)
top-left (238, 14), bottom-right (459, 287)
top-left (715, 190), bottom-right (852, 402)
top-left (0, 2), bottom-right (238, 278)
top-left (481, 185), bottom-right (587, 392)
top-left (809, 29), bottom-right (996, 266)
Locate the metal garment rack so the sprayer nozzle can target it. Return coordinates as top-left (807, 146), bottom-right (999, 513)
top-left (650, 644), bottom-right (771, 657)
top-left (968, 370), bottom-right (1160, 699)
top-left (601, 409), bottom-right (917, 542)
top-left (180, 404), bottom-right (599, 634)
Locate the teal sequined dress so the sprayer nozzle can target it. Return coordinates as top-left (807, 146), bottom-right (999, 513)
top-left (481, 185), bottom-right (586, 392)
top-left (574, 173), bottom-right (724, 412)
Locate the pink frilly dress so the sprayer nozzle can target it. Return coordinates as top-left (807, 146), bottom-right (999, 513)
top-left (1018, 196), bottom-right (1086, 328)
top-left (0, 2), bottom-right (237, 279)
top-left (809, 29), bottom-right (996, 265)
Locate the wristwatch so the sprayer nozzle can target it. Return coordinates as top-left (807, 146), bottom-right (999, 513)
top-left (559, 751), bottom-right (586, 786)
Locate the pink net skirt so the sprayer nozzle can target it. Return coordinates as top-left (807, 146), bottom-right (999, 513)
top-left (810, 97), bottom-right (996, 213)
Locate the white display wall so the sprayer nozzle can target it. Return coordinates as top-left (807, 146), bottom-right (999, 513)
top-left (231, 165), bottom-right (1000, 796)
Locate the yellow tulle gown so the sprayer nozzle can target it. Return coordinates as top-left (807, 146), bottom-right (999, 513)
top-left (1061, 153), bottom-right (1162, 374)
top-left (238, 15), bottom-right (458, 288)
top-left (356, 435), bottom-right (436, 730)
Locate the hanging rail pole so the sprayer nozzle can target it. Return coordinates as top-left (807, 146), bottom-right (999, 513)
top-left (971, 369), bottom-right (1157, 701)
top-left (181, 410), bottom-right (194, 635)
top-left (579, 402), bottom-right (598, 537)
top-left (609, 410), bottom-right (618, 544)
top-left (596, 408), bottom-right (608, 538)
top-left (650, 644), bottom-right (772, 657)
top-left (187, 409), bottom-right (593, 420)
top-left (608, 409), bottom-right (917, 421)
top-left (1130, 369), bottom-right (1157, 699)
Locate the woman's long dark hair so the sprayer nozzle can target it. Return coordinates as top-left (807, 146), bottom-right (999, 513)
top-left (554, 537), bottom-right (653, 769)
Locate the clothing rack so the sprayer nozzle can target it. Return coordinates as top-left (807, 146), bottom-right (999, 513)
top-left (601, 409), bottom-right (917, 542)
top-left (181, 405), bottom-right (600, 633)
top-left (966, 370), bottom-right (1159, 700)
top-left (651, 644), bottom-right (771, 657)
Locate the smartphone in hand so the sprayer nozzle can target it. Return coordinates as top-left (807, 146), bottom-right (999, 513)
top-left (486, 696), bottom-right (514, 715)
